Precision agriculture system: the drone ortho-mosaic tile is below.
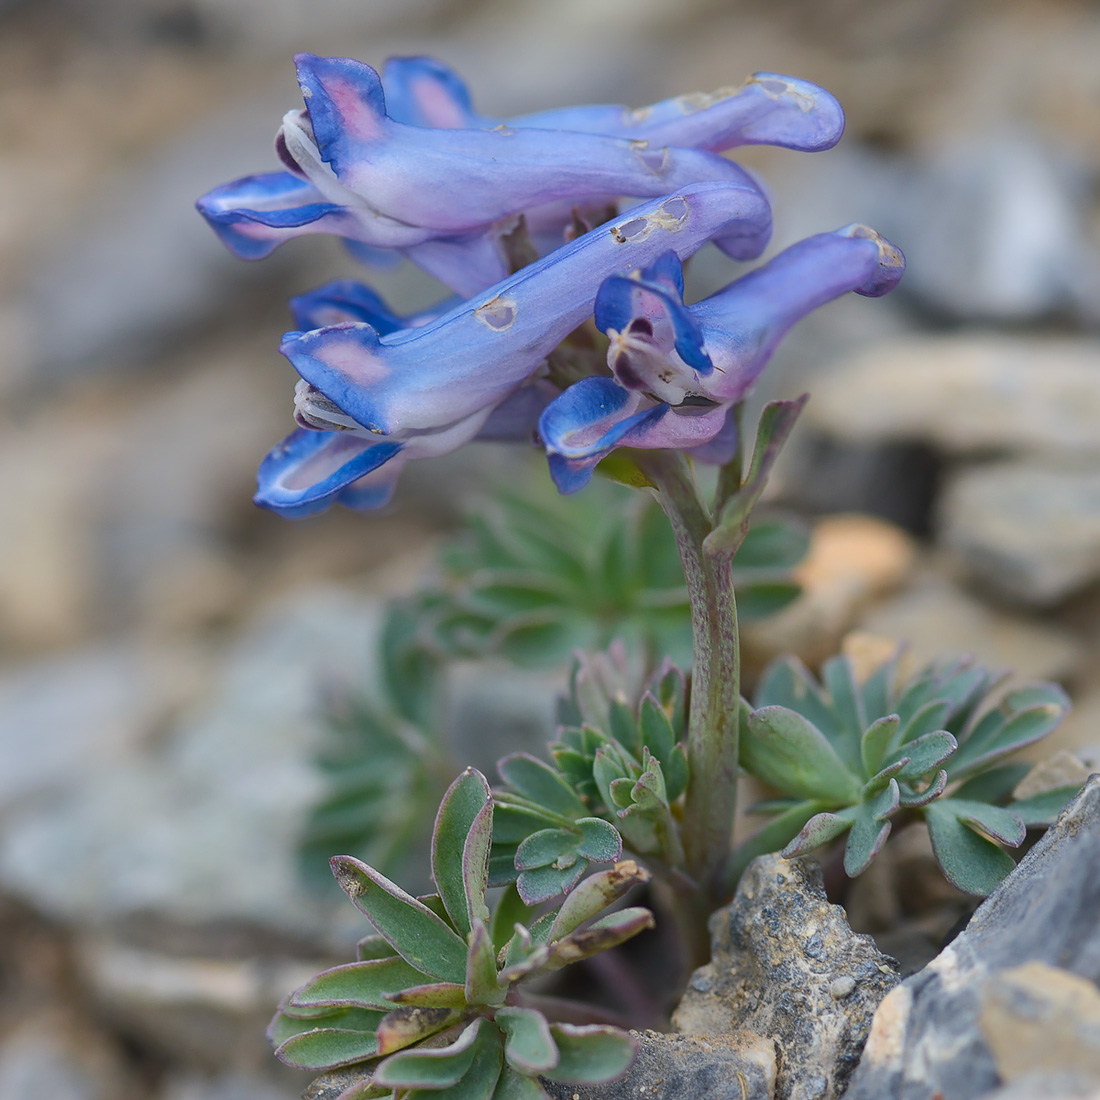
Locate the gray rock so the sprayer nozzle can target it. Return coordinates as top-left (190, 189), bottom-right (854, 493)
top-left (0, 1013), bottom-right (135, 1100)
top-left (979, 1073), bottom-right (1100, 1100)
top-left (889, 131), bottom-right (1100, 323)
top-left (841, 774), bottom-right (1100, 1100)
top-left (938, 460), bottom-right (1100, 608)
top-left (26, 88), bottom-right (296, 383)
top-left (806, 334), bottom-right (1100, 460)
top-left (540, 1031), bottom-right (777, 1100)
top-left (675, 856), bottom-right (901, 1100)
top-left (158, 1072), bottom-right (290, 1100)
top-left (0, 585), bottom-right (383, 945)
top-left (78, 936), bottom-right (327, 1070)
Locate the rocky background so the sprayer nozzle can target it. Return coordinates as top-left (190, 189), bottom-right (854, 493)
top-left (1, 0), bottom-right (1099, 1097)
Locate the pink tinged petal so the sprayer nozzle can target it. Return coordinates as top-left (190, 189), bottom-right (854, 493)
top-left (292, 55), bottom-right (771, 242)
top-left (686, 404), bottom-right (740, 465)
top-left (254, 429), bottom-right (402, 518)
top-left (281, 182), bottom-right (771, 436)
top-left (195, 172), bottom-right (353, 260)
top-left (381, 56), bottom-right (479, 129)
top-left (539, 378), bottom-right (658, 459)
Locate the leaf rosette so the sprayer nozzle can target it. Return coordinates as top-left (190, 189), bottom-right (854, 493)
top-left (733, 650), bottom-right (1077, 894)
top-left (271, 768), bottom-right (652, 1099)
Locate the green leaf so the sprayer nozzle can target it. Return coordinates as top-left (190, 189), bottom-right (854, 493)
top-left (704, 396), bottom-right (808, 559)
top-left (446, 1019), bottom-right (505, 1100)
top-left (843, 780), bottom-right (899, 876)
top-left (742, 706), bottom-right (860, 802)
top-left (492, 802), bottom-right (562, 844)
top-left (373, 1018), bottom-right (485, 1089)
top-left (497, 1007), bottom-right (559, 1074)
top-left (330, 856), bottom-right (468, 984)
top-left (375, 1006), bottom-right (464, 1056)
top-left (496, 612), bottom-right (597, 667)
top-left (728, 799), bottom-right (832, 882)
top-left (433, 769), bottom-right (493, 938)
top-left (515, 829), bottom-right (578, 872)
top-left (487, 846), bottom-right (520, 888)
top-left (638, 693), bottom-right (676, 768)
top-left (516, 863), bottom-right (587, 906)
top-left (273, 1022), bottom-right (381, 1071)
top-left (269, 1005), bottom-right (383, 1039)
top-left (897, 769), bottom-right (947, 808)
top-left (498, 755), bottom-right (587, 819)
top-left (858, 650), bottom-right (901, 728)
top-left (607, 699), bottom-right (643, 758)
top-left (383, 983), bottom-right (468, 1008)
top-left (1011, 784), bottom-right (1081, 826)
top-left (952, 763), bottom-right (1031, 804)
top-left (546, 907), bottom-right (655, 970)
top-left (950, 701), bottom-right (1067, 778)
top-left (357, 935), bottom-right (399, 962)
top-left (861, 715), bottom-right (900, 777)
top-left (925, 800), bottom-right (1016, 895)
top-left (733, 515), bottom-right (811, 572)
top-left (544, 1024), bottom-right (636, 1084)
top-left (287, 958), bottom-right (431, 1011)
top-left (735, 582), bottom-right (802, 622)
top-left (466, 919), bottom-right (505, 1007)
top-left (663, 744), bottom-right (689, 803)
top-left (489, 884), bottom-right (536, 954)
top-left (782, 810), bottom-right (855, 858)
top-left (491, 1065), bottom-right (548, 1100)
top-left (886, 730), bottom-right (958, 782)
top-left (940, 799), bottom-right (1026, 847)
top-left (821, 656), bottom-right (867, 771)
top-left (575, 818), bottom-right (623, 863)
top-left (896, 700), bottom-right (951, 748)
top-left (754, 658), bottom-right (840, 742)
top-left (548, 861), bottom-right (651, 941)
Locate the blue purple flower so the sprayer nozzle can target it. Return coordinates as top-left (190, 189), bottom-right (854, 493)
top-left (198, 52), bottom-right (902, 518)
top-left (539, 226), bottom-right (905, 492)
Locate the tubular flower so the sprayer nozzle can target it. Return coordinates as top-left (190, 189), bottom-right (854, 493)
top-left (538, 225), bottom-right (905, 493)
top-left (198, 54), bottom-right (782, 294)
top-left (254, 183), bottom-right (770, 517)
top-left (199, 52), bottom-right (900, 517)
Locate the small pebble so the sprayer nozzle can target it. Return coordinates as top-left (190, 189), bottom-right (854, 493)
top-left (830, 976), bottom-right (857, 999)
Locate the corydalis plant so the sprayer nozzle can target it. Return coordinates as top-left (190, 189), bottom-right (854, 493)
top-left (491, 649), bottom-right (691, 903)
top-left (732, 650), bottom-right (1075, 895)
top-left (272, 769), bottom-right (651, 1099)
top-left (420, 473), bottom-right (808, 670)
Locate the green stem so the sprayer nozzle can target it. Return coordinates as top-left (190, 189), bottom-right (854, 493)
top-left (637, 451), bottom-right (741, 904)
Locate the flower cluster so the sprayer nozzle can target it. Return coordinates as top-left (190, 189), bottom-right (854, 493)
top-left (198, 53), bottom-right (903, 517)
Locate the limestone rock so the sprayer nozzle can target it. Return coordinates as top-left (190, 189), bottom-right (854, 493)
top-left (938, 460), bottom-right (1100, 608)
top-left (841, 774), bottom-right (1100, 1100)
top-left (542, 1031), bottom-right (777, 1100)
top-left (979, 962), bottom-right (1100, 1084)
top-left (806, 335), bottom-right (1100, 459)
top-left (675, 856), bottom-right (900, 1100)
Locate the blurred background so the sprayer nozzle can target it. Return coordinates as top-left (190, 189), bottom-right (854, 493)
top-left (1, 0), bottom-right (1099, 1096)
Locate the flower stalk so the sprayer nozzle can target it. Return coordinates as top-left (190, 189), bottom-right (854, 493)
top-left (637, 450), bottom-right (742, 904)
